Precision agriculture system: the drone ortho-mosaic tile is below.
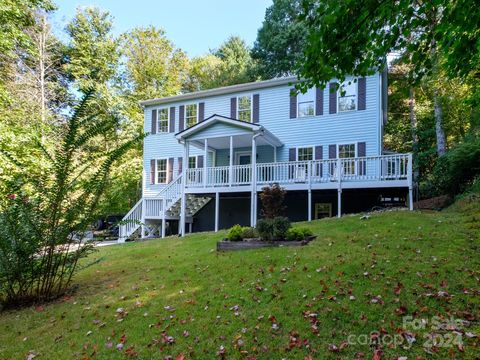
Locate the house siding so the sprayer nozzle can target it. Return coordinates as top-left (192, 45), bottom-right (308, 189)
top-left (143, 74), bottom-right (382, 197)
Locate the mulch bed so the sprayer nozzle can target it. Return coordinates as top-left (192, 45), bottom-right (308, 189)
top-left (414, 195), bottom-right (451, 210)
top-left (217, 236), bottom-right (317, 251)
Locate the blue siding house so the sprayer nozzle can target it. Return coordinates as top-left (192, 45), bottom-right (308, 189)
top-left (119, 73), bottom-right (412, 241)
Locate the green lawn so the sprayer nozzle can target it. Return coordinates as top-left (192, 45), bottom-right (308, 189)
top-left (1, 197), bottom-right (479, 359)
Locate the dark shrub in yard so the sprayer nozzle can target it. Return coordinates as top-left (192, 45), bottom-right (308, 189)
top-left (272, 216), bottom-right (291, 239)
top-left (259, 183), bottom-right (286, 218)
top-left (241, 226), bottom-right (258, 239)
top-left (227, 224), bottom-right (244, 241)
top-left (256, 218), bottom-right (274, 241)
top-left (0, 91), bottom-right (142, 308)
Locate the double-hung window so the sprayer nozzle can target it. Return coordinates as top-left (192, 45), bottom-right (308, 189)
top-left (157, 108), bottom-right (169, 133)
top-left (186, 104), bottom-right (198, 128)
top-left (297, 147), bottom-right (313, 161)
top-left (297, 88), bottom-right (315, 117)
top-left (188, 156), bottom-right (197, 169)
top-left (237, 95), bottom-right (252, 122)
top-left (338, 81), bottom-right (357, 112)
top-left (157, 159), bottom-right (168, 184)
top-left (338, 143), bottom-right (356, 175)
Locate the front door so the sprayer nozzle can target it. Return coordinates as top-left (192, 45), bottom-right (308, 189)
top-left (235, 152), bottom-right (252, 184)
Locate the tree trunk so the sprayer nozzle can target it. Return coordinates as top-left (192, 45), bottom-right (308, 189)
top-left (409, 87), bottom-right (419, 180)
top-left (433, 89), bottom-right (446, 156)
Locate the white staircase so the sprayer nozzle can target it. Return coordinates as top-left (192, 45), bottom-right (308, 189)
top-left (118, 175), bottom-right (212, 243)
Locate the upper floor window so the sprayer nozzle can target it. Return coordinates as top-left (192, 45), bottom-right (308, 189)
top-left (297, 88), bottom-right (315, 117)
top-left (186, 104), bottom-right (198, 128)
top-left (157, 159), bottom-right (168, 184)
top-left (188, 156), bottom-right (197, 169)
top-left (297, 146), bottom-right (313, 161)
top-left (237, 95), bottom-right (252, 122)
top-left (338, 81), bottom-right (357, 112)
top-left (157, 108), bottom-right (169, 133)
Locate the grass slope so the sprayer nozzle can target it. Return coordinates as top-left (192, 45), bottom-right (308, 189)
top-left (1, 200), bottom-right (479, 359)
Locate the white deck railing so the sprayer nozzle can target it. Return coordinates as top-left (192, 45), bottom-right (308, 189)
top-left (185, 154), bottom-right (411, 188)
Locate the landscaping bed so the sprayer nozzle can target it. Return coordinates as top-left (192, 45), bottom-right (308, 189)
top-left (217, 235), bottom-right (316, 251)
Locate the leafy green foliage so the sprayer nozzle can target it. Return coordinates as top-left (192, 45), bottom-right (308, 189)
top-left (255, 218), bottom-right (274, 241)
top-left (241, 226), bottom-right (258, 239)
top-left (286, 226), bottom-right (313, 241)
top-left (272, 216), bottom-right (291, 240)
top-left (252, 0), bottom-right (307, 78)
top-left (227, 224), bottom-right (244, 242)
top-left (0, 90), bottom-right (143, 307)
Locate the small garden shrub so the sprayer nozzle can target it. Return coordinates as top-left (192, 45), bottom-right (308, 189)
top-left (227, 224), bottom-right (244, 241)
top-left (286, 227), bottom-right (314, 241)
top-left (272, 216), bottom-right (291, 240)
top-left (256, 219), bottom-right (274, 241)
top-left (241, 226), bottom-right (258, 239)
top-left (256, 216), bottom-right (291, 241)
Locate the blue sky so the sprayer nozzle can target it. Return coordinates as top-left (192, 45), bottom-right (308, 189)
top-left (51, 0), bottom-right (272, 56)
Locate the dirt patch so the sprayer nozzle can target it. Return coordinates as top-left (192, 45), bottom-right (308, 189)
top-left (414, 195), bottom-right (451, 210)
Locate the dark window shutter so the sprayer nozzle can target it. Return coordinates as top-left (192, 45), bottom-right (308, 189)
top-left (358, 142), bottom-right (366, 157)
top-left (197, 155), bottom-right (204, 168)
top-left (358, 77), bottom-right (366, 110)
top-left (329, 144), bottom-right (336, 158)
top-left (329, 82), bottom-right (337, 114)
top-left (315, 145), bottom-right (323, 177)
top-left (358, 141), bottom-right (366, 175)
top-left (179, 105), bottom-right (185, 131)
top-left (199, 102), bottom-right (205, 122)
top-left (167, 158), bottom-right (174, 183)
top-left (289, 148), bottom-right (296, 161)
top-left (150, 159), bottom-right (156, 184)
top-left (169, 107), bottom-right (175, 133)
top-left (230, 97), bottom-right (237, 118)
top-left (315, 88), bottom-right (323, 116)
top-left (289, 88), bottom-right (297, 119)
top-left (178, 157), bottom-right (183, 174)
top-left (253, 94), bottom-right (260, 123)
top-left (151, 109), bottom-right (157, 134)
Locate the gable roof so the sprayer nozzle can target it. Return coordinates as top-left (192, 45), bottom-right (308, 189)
top-left (175, 114), bottom-right (261, 140)
top-left (140, 76), bottom-right (298, 107)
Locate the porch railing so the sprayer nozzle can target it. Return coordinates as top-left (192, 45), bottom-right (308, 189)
top-left (184, 154), bottom-right (411, 188)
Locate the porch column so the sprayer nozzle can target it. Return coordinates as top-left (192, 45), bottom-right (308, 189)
top-left (180, 141), bottom-right (189, 236)
top-left (161, 217), bottom-right (166, 238)
top-left (203, 138), bottom-right (208, 188)
top-left (251, 135), bottom-right (258, 227)
top-left (229, 136), bottom-right (234, 186)
top-left (337, 189), bottom-right (342, 218)
top-left (141, 199), bottom-right (146, 239)
top-left (308, 190), bottom-right (312, 221)
top-left (214, 192), bottom-right (219, 232)
top-left (407, 153), bottom-right (414, 211)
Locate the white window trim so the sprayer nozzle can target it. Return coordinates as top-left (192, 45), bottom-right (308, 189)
top-left (235, 151), bottom-right (252, 165)
top-left (156, 158), bottom-right (169, 184)
top-left (236, 94), bottom-right (253, 122)
top-left (188, 155), bottom-right (198, 169)
top-left (297, 88), bottom-right (316, 118)
top-left (337, 80), bottom-right (358, 113)
top-left (185, 102), bottom-right (199, 128)
top-left (296, 146), bottom-right (315, 161)
top-left (157, 107), bottom-right (170, 133)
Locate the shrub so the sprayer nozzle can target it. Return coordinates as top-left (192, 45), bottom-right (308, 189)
top-left (256, 218), bottom-right (274, 241)
top-left (0, 91), bottom-right (142, 308)
top-left (272, 216), bottom-right (291, 240)
top-left (227, 224), bottom-right (244, 241)
top-left (241, 226), bottom-right (258, 239)
top-left (286, 227), bottom-right (313, 241)
top-left (259, 183), bottom-right (286, 218)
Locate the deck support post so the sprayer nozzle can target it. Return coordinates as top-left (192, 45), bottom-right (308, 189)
top-left (337, 189), bottom-right (342, 218)
top-left (161, 217), bottom-right (166, 238)
top-left (251, 134), bottom-right (258, 227)
top-left (203, 138), bottom-right (208, 187)
top-left (407, 153), bottom-right (414, 211)
top-left (308, 190), bottom-right (312, 222)
top-left (141, 198), bottom-right (146, 239)
top-left (215, 192), bottom-right (219, 232)
top-left (229, 136), bottom-right (234, 186)
top-left (180, 141), bottom-right (189, 236)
